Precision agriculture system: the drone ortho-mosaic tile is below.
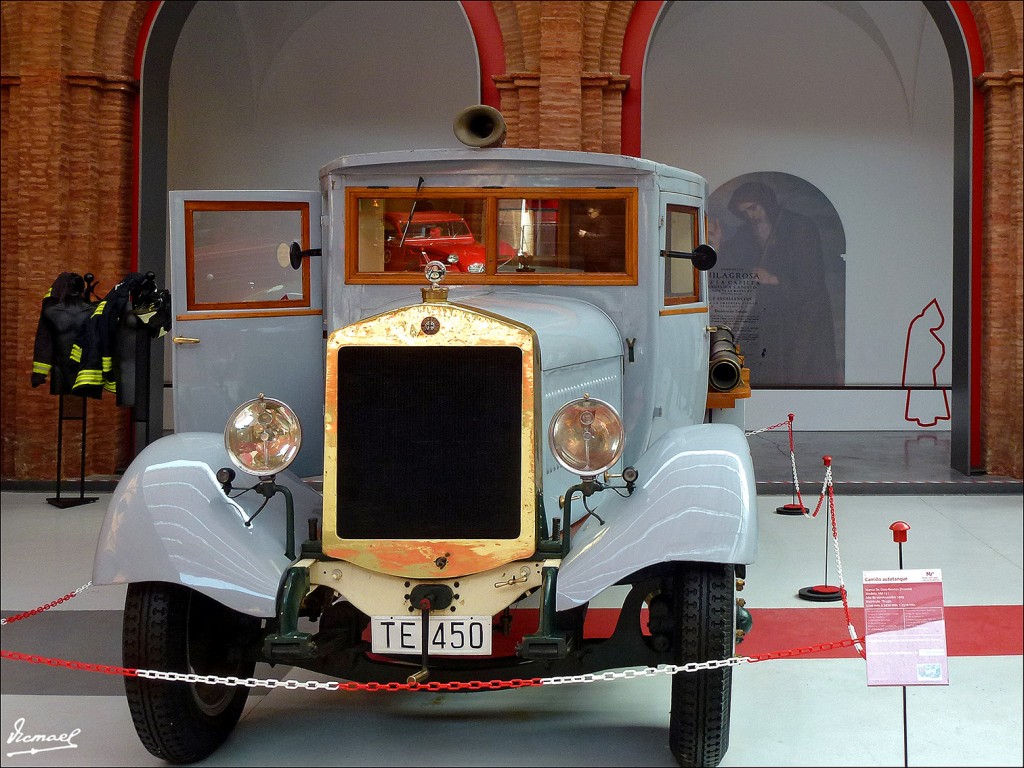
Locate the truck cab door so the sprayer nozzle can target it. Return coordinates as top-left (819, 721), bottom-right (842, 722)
top-left (168, 191), bottom-right (324, 478)
top-left (648, 192), bottom-right (712, 447)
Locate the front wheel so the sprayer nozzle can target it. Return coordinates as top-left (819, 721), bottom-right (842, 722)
top-left (123, 582), bottom-right (260, 764)
top-left (668, 563), bottom-right (736, 768)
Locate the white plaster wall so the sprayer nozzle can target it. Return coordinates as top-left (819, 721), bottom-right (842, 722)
top-left (167, 0), bottom-right (480, 190)
top-left (643, 0), bottom-right (954, 409)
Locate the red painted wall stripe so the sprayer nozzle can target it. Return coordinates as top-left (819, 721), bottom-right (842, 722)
top-left (620, 0), bottom-right (664, 158)
top-left (460, 0), bottom-right (504, 110)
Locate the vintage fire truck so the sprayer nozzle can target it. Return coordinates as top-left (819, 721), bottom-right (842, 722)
top-left (92, 107), bottom-right (757, 767)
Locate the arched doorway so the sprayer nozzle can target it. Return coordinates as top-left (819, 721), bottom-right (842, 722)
top-left (134, 0), bottom-right (987, 476)
top-left (132, 0), bottom-right (481, 446)
top-left (622, 0), bottom-right (984, 475)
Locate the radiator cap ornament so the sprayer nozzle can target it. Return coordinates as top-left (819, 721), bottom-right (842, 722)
top-left (421, 260), bottom-right (449, 303)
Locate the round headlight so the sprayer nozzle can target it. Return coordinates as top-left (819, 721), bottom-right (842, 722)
top-left (548, 395), bottom-right (624, 477)
top-left (224, 394), bottom-right (302, 476)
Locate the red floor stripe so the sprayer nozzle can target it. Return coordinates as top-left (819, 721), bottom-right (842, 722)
top-left (579, 605), bottom-right (1023, 659)
top-left (481, 605), bottom-right (1022, 659)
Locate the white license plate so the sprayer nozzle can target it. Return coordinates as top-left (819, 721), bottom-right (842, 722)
top-left (371, 615), bottom-right (492, 656)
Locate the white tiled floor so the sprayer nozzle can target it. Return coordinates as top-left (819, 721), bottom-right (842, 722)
top-left (2, 490), bottom-right (1022, 767)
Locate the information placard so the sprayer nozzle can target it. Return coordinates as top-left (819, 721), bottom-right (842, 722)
top-left (863, 569), bottom-right (949, 686)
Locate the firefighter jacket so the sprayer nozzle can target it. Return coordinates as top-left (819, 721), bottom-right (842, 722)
top-left (113, 288), bottom-right (172, 408)
top-left (71, 272), bottom-right (151, 398)
top-left (31, 273), bottom-right (94, 394)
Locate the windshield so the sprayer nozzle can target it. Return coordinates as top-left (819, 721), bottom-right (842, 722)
top-left (348, 188), bottom-right (637, 284)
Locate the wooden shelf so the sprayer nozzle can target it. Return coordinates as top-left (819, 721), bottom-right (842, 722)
top-left (706, 368), bottom-right (751, 410)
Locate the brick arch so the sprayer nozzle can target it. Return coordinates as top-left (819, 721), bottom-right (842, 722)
top-left (94, 1), bottom-right (151, 74)
top-left (492, 1), bottom-right (537, 72)
top-left (971, 0), bottom-right (1023, 70)
top-left (68, 2), bottom-right (103, 68)
top-left (582, 1), bottom-right (634, 73)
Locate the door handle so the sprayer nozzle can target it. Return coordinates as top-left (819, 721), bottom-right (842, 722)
top-left (172, 336), bottom-right (201, 345)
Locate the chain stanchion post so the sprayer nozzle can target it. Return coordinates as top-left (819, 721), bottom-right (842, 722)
top-left (889, 520), bottom-right (911, 768)
top-left (798, 455), bottom-right (843, 602)
top-left (775, 413), bottom-right (808, 515)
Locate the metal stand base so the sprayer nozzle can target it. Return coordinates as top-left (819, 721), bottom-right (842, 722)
top-left (776, 503), bottom-right (808, 515)
top-left (50, 394), bottom-right (95, 509)
top-left (798, 585), bottom-right (843, 602)
top-left (46, 496), bottom-right (98, 509)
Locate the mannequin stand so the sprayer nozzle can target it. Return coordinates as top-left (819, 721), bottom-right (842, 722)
top-left (47, 394), bottom-right (97, 508)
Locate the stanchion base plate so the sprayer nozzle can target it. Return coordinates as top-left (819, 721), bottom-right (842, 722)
top-left (798, 585), bottom-right (843, 602)
top-left (46, 497), bottom-right (98, 509)
top-left (776, 503), bottom-right (808, 515)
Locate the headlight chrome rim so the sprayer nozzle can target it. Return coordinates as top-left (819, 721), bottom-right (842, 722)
top-left (548, 394), bottom-right (624, 478)
top-left (224, 393), bottom-right (302, 477)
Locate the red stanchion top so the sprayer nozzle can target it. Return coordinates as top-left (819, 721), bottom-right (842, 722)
top-left (889, 520), bottom-right (911, 543)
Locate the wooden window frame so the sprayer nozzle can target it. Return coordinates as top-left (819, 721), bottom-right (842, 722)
top-left (663, 203), bottom-right (701, 306)
top-left (344, 187), bottom-right (639, 286)
top-left (184, 200), bottom-right (312, 312)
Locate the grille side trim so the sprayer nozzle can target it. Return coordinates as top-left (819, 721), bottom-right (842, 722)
top-left (322, 301), bottom-right (540, 578)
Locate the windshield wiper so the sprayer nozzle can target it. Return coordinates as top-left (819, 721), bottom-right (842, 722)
top-left (398, 176), bottom-right (426, 248)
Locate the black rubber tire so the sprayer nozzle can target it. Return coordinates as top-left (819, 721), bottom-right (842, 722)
top-left (668, 562), bottom-right (735, 768)
top-left (123, 582), bottom-right (259, 764)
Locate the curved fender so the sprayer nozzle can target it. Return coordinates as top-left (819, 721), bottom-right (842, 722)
top-left (556, 423), bottom-right (757, 611)
top-left (91, 432), bottom-right (323, 617)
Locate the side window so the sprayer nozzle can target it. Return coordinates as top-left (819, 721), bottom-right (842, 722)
top-left (185, 201), bottom-right (311, 310)
top-left (664, 204), bottom-right (700, 304)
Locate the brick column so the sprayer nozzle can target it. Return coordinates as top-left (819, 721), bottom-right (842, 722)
top-left (976, 68), bottom-right (1023, 478)
top-left (581, 72), bottom-right (629, 153)
top-left (1, 2), bottom-right (73, 481)
top-left (495, 72), bottom-right (541, 147)
top-left (538, 1), bottom-right (584, 149)
top-left (0, 2), bottom-right (139, 481)
top-left (491, 1), bottom-right (631, 152)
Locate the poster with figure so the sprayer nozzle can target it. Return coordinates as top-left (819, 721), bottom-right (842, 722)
top-left (707, 172), bottom-right (846, 387)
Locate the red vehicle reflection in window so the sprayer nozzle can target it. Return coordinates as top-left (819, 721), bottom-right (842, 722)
top-left (383, 211), bottom-right (516, 272)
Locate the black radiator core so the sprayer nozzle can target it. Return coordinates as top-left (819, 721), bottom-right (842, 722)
top-left (336, 345), bottom-right (523, 539)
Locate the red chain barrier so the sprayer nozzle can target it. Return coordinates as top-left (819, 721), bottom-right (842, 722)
top-left (824, 468), bottom-right (866, 658)
top-left (745, 636), bottom-right (865, 662)
top-left (2, 634), bottom-right (867, 690)
top-left (0, 649), bottom-right (549, 691)
top-left (1, 583), bottom-right (91, 625)
top-left (0, 650), bottom-right (139, 678)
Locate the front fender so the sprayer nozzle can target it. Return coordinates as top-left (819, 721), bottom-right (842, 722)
top-left (556, 423), bottom-right (757, 611)
top-left (91, 432), bottom-right (323, 617)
